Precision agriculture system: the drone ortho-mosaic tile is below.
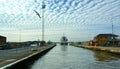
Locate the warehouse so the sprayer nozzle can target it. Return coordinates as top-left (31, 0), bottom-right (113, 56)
top-left (0, 35), bottom-right (6, 45)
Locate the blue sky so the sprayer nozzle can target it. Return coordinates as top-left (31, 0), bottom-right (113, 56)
top-left (0, 0), bottom-right (120, 42)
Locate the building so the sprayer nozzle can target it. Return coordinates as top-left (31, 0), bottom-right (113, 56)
top-left (94, 34), bottom-right (119, 46)
top-left (0, 35), bottom-right (7, 45)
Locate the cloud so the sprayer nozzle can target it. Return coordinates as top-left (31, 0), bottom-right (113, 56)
top-left (0, 0), bottom-right (120, 42)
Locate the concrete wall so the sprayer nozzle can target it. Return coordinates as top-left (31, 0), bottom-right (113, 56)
top-left (2, 46), bottom-right (55, 69)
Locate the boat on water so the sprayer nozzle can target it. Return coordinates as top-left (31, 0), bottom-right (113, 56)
top-left (60, 36), bottom-right (68, 45)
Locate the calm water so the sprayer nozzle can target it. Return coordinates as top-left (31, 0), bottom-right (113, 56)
top-left (30, 44), bottom-right (120, 69)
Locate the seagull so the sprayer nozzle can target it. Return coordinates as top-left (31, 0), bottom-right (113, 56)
top-left (34, 10), bottom-right (41, 18)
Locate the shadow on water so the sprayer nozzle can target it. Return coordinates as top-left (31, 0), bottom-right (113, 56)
top-left (92, 50), bottom-right (120, 62)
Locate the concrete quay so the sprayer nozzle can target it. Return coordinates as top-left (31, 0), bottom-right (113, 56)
top-left (70, 44), bottom-right (120, 54)
top-left (0, 45), bottom-right (55, 68)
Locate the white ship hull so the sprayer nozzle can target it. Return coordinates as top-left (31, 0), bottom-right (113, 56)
top-left (60, 36), bottom-right (68, 45)
top-left (60, 42), bottom-right (68, 45)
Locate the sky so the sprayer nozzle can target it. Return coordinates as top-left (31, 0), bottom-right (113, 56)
top-left (0, 0), bottom-right (120, 42)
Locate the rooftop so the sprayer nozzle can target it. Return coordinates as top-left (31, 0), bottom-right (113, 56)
top-left (95, 34), bottom-right (118, 37)
top-left (0, 35), bottom-right (6, 38)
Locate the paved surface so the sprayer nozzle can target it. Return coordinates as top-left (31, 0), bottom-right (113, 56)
top-left (71, 44), bottom-right (120, 54)
top-left (88, 46), bottom-right (120, 53)
top-left (0, 46), bottom-right (53, 67)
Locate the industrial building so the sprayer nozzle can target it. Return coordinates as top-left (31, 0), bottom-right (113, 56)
top-left (0, 35), bottom-right (7, 45)
top-left (94, 34), bottom-right (120, 46)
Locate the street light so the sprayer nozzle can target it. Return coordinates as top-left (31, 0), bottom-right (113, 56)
top-left (112, 23), bottom-right (113, 35)
top-left (34, 4), bottom-right (46, 46)
top-left (111, 17), bottom-right (115, 46)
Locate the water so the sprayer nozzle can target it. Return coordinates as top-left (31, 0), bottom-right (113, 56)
top-left (30, 44), bottom-right (120, 69)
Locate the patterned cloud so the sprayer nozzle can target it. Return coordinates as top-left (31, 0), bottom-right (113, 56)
top-left (0, 0), bottom-right (120, 42)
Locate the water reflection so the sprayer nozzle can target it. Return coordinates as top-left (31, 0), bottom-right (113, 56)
top-left (30, 45), bottom-right (120, 69)
top-left (93, 50), bottom-right (120, 62)
top-left (60, 45), bottom-right (67, 51)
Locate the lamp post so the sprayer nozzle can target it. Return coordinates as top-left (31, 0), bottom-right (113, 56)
top-left (42, 4), bottom-right (45, 41)
top-left (34, 4), bottom-right (46, 46)
top-left (19, 29), bottom-right (21, 43)
top-left (111, 17), bottom-right (114, 46)
top-left (112, 23), bottom-right (113, 35)
top-left (112, 23), bottom-right (114, 46)
top-left (40, 4), bottom-right (46, 46)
